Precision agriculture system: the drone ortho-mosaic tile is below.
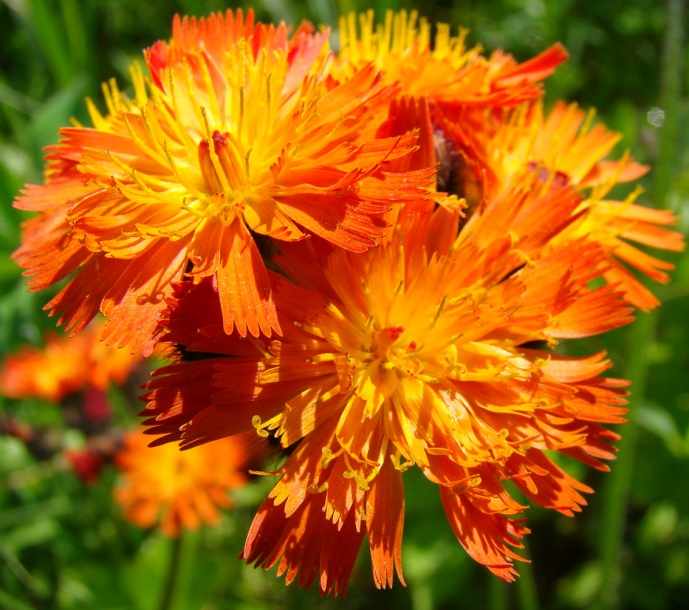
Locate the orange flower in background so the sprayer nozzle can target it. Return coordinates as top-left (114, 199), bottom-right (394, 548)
top-left (115, 430), bottom-right (247, 536)
top-left (446, 100), bottom-right (685, 309)
top-left (14, 9), bottom-right (434, 355)
top-left (1, 322), bottom-right (141, 402)
top-left (142, 175), bottom-right (633, 592)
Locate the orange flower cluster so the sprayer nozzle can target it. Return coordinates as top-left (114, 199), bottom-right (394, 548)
top-left (14, 8), bottom-right (683, 597)
top-left (115, 430), bottom-right (247, 536)
top-left (1, 322), bottom-right (140, 402)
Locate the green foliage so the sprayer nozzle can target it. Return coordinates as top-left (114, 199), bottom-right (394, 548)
top-left (0, 1), bottom-right (687, 609)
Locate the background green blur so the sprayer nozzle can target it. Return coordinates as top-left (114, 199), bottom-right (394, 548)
top-left (1, 0), bottom-right (688, 609)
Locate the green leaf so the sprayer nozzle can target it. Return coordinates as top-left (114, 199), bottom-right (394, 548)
top-left (1, 518), bottom-right (60, 553)
top-left (637, 400), bottom-right (684, 457)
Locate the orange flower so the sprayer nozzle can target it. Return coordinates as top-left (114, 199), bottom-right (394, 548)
top-left (334, 11), bottom-right (683, 311)
top-left (142, 175), bottom-right (632, 592)
top-left (115, 429), bottom-right (247, 536)
top-left (14, 9), bottom-right (433, 355)
top-left (443, 100), bottom-right (685, 309)
top-left (1, 322), bottom-right (141, 402)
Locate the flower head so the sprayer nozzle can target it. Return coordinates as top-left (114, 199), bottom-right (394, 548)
top-left (334, 11), bottom-right (683, 309)
top-left (14, 9), bottom-right (433, 355)
top-left (115, 429), bottom-right (247, 536)
top-left (443, 100), bottom-right (685, 308)
top-left (142, 174), bottom-right (632, 591)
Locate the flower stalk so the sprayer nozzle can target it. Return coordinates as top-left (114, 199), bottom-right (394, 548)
top-left (593, 1), bottom-right (685, 607)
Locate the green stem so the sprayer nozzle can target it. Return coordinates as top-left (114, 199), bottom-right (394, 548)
top-left (158, 534), bottom-right (184, 610)
top-left (25, 0), bottom-right (74, 87)
top-left (488, 574), bottom-right (509, 610)
top-left (410, 582), bottom-right (434, 610)
top-left (654, 0), bottom-right (685, 209)
top-left (516, 540), bottom-right (540, 610)
top-left (593, 1), bottom-right (684, 607)
top-left (593, 310), bottom-right (657, 610)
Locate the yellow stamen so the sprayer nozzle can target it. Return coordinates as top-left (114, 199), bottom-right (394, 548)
top-left (430, 295), bottom-right (447, 327)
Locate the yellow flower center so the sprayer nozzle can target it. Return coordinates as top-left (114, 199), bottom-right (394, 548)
top-left (196, 130), bottom-right (251, 225)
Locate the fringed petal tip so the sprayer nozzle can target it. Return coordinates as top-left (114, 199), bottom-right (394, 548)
top-left (242, 494), bottom-right (365, 598)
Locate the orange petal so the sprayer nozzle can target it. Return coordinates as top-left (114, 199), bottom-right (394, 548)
top-left (367, 457), bottom-right (405, 588)
top-left (15, 181), bottom-right (97, 211)
top-left (493, 43), bottom-right (569, 88)
top-left (242, 492), bottom-right (365, 597)
top-left (100, 237), bottom-right (189, 355)
top-left (440, 486), bottom-right (529, 582)
top-left (216, 222), bottom-right (280, 337)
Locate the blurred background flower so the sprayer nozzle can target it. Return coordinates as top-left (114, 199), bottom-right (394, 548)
top-left (115, 431), bottom-right (247, 538)
top-left (1, 322), bottom-right (141, 403)
top-left (1, 321), bottom-right (143, 484)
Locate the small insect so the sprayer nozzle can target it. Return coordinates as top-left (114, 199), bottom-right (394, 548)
top-left (434, 128), bottom-right (483, 218)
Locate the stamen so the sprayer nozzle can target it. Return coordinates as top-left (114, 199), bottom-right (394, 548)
top-left (294, 320), bottom-right (326, 339)
top-left (427, 447), bottom-right (451, 455)
top-left (167, 68), bottom-right (179, 119)
top-left (265, 73), bottom-right (272, 126)
top-left (472, 290), bottom-right (490, 309)
top-left (343, 454), bottom-right (370, 490)
top-left (418, 373), bottom-right (440, 384)
top-left (251, 415), bottom-right (270, 438)
top-left (324, 299), bottom-right (348, 321)
top-left (430, 295), bottom-right (448, 327)
top-left (140, 105), bottom-right (156, 142)
top-left (581, 106), bottom-right (596, 135)
top-left (449, 474), bottom-right (483, 494)
top-left (391, 453), bottom-right (413, 472)
top-left (322, 446), bottom-right (343, 469)
top-left (307, 482), bottom-right (329, 493)
top-left (200, 106), bottom-right (213, 141)
top-left (238, 86), bottom-right (245, 141)
top-left (245, 148), bottom-right (252, 184)
top-left (449, 292), bottom-right (473, 306)
top-left (307, 353), bottom-right (337, 363)
top-left (400, 341), bottom-right (425, 358)
top-left (162, 141), bottom-right (179, 176)
top-left (247, 336), bottom-right (272, 358)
